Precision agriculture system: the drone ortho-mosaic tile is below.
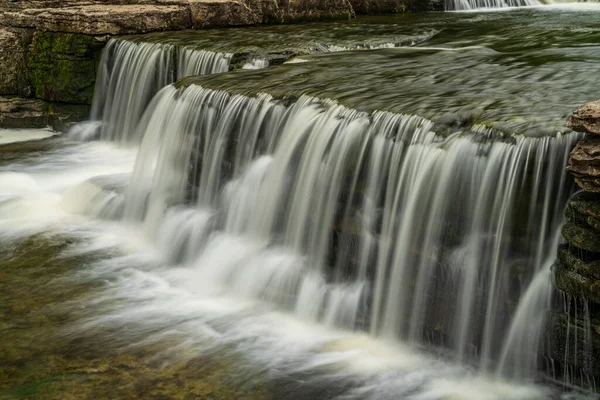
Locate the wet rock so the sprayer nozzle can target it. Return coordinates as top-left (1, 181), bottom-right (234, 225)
top-left (562, 221), bottom-right (600, 253)
top-left (0, 96), bottom-right (48, 129)
top-left (557, 244), bottom-right (600, 280)
top-left (565, 191), bottom-right (600, 220)
top-left (0, 96), bottom-right (89, 131)
top-left (28, 31), bottom-right (104, 104)
top-left (545, 311), bottom-right (600, 386)
top-left (568, 100), bottom-right (600, 135)
top-left (566, 135), bottom-right (600, 193)
top-left (555, 261), bottom-right (600, 305)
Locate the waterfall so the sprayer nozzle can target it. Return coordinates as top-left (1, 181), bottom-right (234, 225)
top-left (445, 0), bottom-right (540, 11)
top-left (70, 39), bottom-right (232, 144)
top-left (94, 83), bottom-right (579, 379)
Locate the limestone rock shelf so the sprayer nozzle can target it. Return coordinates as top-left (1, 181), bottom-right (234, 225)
top-left (0, 0), bottom-right (361, 130)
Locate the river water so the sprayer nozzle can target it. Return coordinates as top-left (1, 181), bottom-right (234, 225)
top-left (2, 5), bottom-right (600, 399)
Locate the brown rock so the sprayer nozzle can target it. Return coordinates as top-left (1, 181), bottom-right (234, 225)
top-left (0, 4), bottom-right (192, 35)
top-left (567, 135), bottom-right (600, 193)
top-left (567, 100), bottom-right (600, 135)
top-left (0, 28), bottom-right (33, 96)
top-left (188, 0), bottom-right (261, 28)
top-left (0, 96), bottom-right (48, 129)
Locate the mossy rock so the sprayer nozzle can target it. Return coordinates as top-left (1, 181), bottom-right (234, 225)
top-left (562, 221), bottom-right (600, 253)
top-left (27, 31), bottom-right (103, 105)
top-left (554, 260), bottom-right (600, 305)
top-left (545, 311), bottom-right (600, 386)
top-left (565, 191), bottom-right (600, 221)
top-left (557, 244), bottom-right (600, 280)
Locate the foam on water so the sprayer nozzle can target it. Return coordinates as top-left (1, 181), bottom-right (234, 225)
top-left (0, 137), bottom-right (594, 399)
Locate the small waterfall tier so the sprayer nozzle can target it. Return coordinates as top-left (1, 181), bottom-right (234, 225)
top-left (105, 83), bottom-right (580, 380)
top-left (74, 39), bottom-right (233, 144)
top-left (445, 0), bottom-right (540, 11)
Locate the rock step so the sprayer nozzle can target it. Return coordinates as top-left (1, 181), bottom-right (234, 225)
top-left (0, 0), bottom-right (355, 36)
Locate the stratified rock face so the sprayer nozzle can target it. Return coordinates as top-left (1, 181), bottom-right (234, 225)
top-left (553, 101), bottom-right (600, 387)
top-left (188, 0), bottom-right (261, 28)
top-left (0, 28), bottom-right (33, 96)
top-left (0, 4), bottom-right (193, 35)
top-left (566, 100), bottom-right (600, 193)
top-left (568, 100), bottom-right (600, 136)
top-left (0, 96), bottom-right (48, 128)
top-left (567, 136), bottom-right (600, 193)
top-left (556, 192), bottom-right (600, 301)
top-left (0, 0), bottom-right (355, 35)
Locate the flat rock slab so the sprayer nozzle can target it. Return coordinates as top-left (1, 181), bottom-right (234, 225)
top-left (0, 4), bottom-right (192, 35)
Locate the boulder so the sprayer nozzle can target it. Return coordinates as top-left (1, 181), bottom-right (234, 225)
top-left (567, 135), bottom-right (600, 193)
top-left (568, 100), bottom-right (600, 135)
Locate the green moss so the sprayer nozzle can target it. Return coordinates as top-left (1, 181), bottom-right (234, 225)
top-left (562, 221), bottom-right (600, 253)
top-left (27, 32), bottom-right (103, 104)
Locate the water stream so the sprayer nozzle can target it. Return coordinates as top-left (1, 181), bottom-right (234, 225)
top-left (3, 6), bottom-right (600, 399)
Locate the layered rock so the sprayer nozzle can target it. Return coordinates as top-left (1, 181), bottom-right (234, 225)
top-left (550, 100), bottom-right (600, 386)
top-left (566, 102), bottom-right (600, 193)
top-left (0, 0), bottom-right (356, 130)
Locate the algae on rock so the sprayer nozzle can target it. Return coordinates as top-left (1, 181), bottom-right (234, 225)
top-left (27, 31), bottom-right (103, 105)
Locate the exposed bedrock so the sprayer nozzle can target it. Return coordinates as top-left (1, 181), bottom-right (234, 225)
top-left (550, 100), bottom-right (600, 386)
top-left (0, 0), bottom-right (361, 130)
top-left (0, 0), bottom-right (441, 131)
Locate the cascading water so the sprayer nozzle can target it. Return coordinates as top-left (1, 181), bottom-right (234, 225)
top-left (445, 0), bottom-right (540, 11)
top-left (96, 83), bottom-right (580, 381)
top-left (6, 9), bottom-right (600, 398)
top-left (70, 38), bottom-right (233, 144)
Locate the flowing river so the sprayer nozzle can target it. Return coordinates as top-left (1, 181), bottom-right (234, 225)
top-left (2, 5), bottom-right (600, 399)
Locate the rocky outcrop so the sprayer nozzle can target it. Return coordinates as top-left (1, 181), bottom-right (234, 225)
top-left (550, 100), bottom-right (600, 387)
top-left (0, 96), bottom-right (89, 130)
top-left (0, 0), bottom-right (360, 130)
top-left (568, 100), bottom-right (600, 136)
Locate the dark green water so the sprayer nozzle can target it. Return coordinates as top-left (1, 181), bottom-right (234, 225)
top-left (150, 6), bottom-right (600, 136)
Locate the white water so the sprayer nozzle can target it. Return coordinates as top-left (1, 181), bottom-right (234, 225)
top-left (73, 39), bottom-right (232, 144)
top-left (0, 116), bottom-right (590, 399)
top-left (92, 85), bottom-right (579, 380)
top-left (0, 23), bottom-right (596, 398)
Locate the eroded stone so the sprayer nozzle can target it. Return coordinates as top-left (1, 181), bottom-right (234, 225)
top-left (568, 100), bottom-right (600, 135)
top-left (567, 135), bottom-right (600, 193)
